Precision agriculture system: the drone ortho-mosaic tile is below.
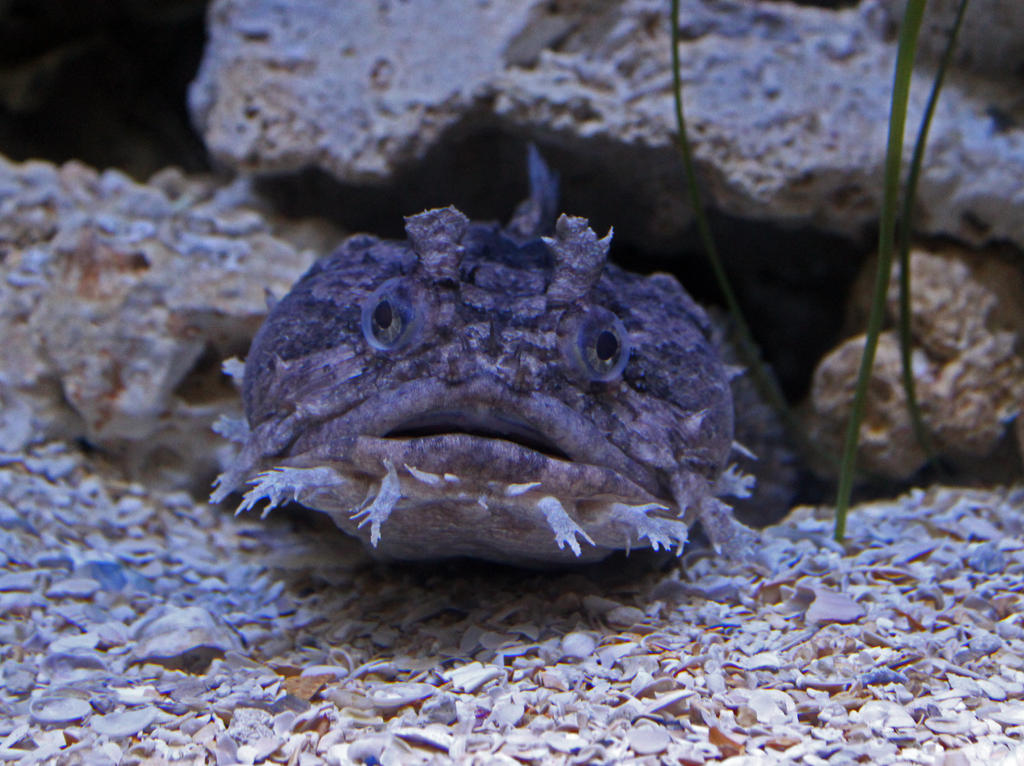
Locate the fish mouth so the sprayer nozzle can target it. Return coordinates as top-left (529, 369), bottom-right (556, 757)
top-left (382, 409), bottom-right (573, 461)
top-left (239, 378), bottom-right (695, 564)
top-left (291, 376), bottom-right (666, 492)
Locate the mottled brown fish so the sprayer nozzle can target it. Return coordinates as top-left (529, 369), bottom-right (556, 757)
top-left (212, 148), bottom-right (758, 565)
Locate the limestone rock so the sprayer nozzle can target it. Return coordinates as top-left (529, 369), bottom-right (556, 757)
top-left (188, 0), bottom-right (544, 181)
top-left (807, 248), bottom-right (1024, 479)
top-left (0, 157), bottom-right (317, 489)
top-left (189, 0), bottom-right (1024, 251)
top-left (807, 332), bottom-right (931, 479)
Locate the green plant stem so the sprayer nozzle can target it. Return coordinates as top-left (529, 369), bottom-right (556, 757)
top-left (834, 0), bottom-right (926, 542)
top-left (897, 0), bottom-right (968, 470)
top-left (669, 0), bottom-right (808, 464)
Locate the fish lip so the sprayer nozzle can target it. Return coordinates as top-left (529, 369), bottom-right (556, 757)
top-left (346, 432), bottom-right (670, 510)
top-left (381, 408), bottom-right (572, 460)
top-left (290, 376), bottom-right (665, 497)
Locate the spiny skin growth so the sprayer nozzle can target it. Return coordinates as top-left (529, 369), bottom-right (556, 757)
top-left (213, 150), bottom-right (756, 565)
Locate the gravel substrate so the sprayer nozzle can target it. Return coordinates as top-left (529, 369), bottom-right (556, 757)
top-left (1, 443), bottom-right (1022, 764)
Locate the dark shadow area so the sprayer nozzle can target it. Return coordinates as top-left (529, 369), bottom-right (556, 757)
top-left (616, 213), bottom-right (868, 401)
top-left (255, 129), bottom-right (707, 254)
top-left (254, 126), bottom-right (533, 241)
top-left (0, 0), bottom-right (210, 178)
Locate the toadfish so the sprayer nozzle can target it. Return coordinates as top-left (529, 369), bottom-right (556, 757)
top-left (212, 148), bottom-right (760, 565)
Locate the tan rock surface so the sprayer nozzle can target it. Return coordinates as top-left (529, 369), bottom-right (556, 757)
top-left (808, 331), bottom-right (932, 479)
top-left (0, 157), bottom-right (318, 489)
top-left (189, 0), bottom-right (1024, 251)
top-left (807, 248), bottom-right (1024, 479)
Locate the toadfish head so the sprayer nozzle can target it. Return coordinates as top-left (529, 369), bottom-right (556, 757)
top-left (213, 155), bottom-right (745, 565)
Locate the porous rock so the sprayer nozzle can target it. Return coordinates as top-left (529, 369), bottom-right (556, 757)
top-left (806, 247), bottom-right (1024, 479)
top-left (188, 0), bottom-right (543, 180)
top-left (807, 332), bottom-right (930, 479)
top-left (189, 0), bottom-right (1024, 251)
top-left (0, 156), bottom-right (317, 489)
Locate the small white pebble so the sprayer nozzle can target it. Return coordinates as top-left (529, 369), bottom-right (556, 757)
top-left (560, 631), bottom-right (597, 659)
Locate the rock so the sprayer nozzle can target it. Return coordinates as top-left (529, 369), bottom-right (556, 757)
top-left (91, 706), bottom-right (159, 739)
top-left (189, 0), bottom-right (1024, 251)
top-left (364, 683), bottom-right (437, 712)
top-left (445, 663), bottom-right (505, 694)
top-left (804, 586), bottom-right (865, 625)
top-left (857, 699), bottom-right (916, 730)
top-left (188, 1), bottom-right (542, 181)
top-left (806, 247), bottom-right (1024, 480)
top-left (807, 331), bottom-right (931, 478)
top-left (132, 605), bottom-right (241, 671)
top-left (0, 158), bottom-right (317, 489)
top-left (3, 663), bottom-right (37, 696)
top-left (2, 446), bottom-right (1024, 762)
top-left (45, 576), bottom-right (100, 600)
top-left (627, 724), bottom-right (670, 755)
top-left (560, 631), bottom-right (597, 660)
top-left (228, 707), bottom-right (274, 744)
top-left (39, 652), bottom-right (107, 683)
top-left (29, 694), bottom-right (92, 725)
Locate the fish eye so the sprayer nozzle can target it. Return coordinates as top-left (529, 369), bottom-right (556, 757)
top-left (563, 306), bottom-right (631, 382)
top-left (361, 277), bottom-right (421, 351)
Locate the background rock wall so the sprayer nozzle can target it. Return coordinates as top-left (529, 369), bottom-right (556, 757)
top-left (0, 0), bottom-right (1021, 490)
top-left (189, 0), bottom-right (1024, 252)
